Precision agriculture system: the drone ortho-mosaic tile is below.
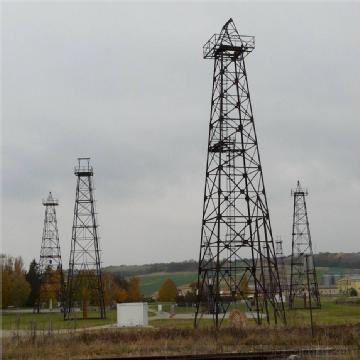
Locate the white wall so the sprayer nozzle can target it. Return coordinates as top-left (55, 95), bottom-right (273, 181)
top-left (117, 302), bottom-right (148, 327)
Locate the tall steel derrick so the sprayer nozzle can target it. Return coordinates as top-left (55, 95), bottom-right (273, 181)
top-left (194, 19), bottom-right (286, 328)
top-left (289, 181), bottom-right (320, 309)
top-left (37, 192), bottom-right (64, 310)
top-left (64, 158), bottom-right (106, 320)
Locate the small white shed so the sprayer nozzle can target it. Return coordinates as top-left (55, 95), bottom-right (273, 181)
top-left (117, 302), bottom-right (148, 327)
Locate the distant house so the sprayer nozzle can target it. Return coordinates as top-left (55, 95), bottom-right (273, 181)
top-left (177, 284), bottom-right (192, 296)
top-left (336, 276), bottom-right (360, 296)
top-left (318, 286), bottom-right (339, 296)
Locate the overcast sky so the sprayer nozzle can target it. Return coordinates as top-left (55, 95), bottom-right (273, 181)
top-left (2, 1), bottom-right (360, 268)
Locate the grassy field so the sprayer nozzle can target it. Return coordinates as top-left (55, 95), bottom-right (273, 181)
top-left (287, 300), bottom-right (360, 326)
top-left (139, 272), bottom-right (197, 296)
top-left (149, 299), bottom-right (360, 328)
top-left (2, 310), bottom-right (117, 331)
top-left (2, 297), bottom-right (359, 331)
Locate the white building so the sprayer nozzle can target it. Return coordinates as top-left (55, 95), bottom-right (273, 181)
top-left (117, 302), bottom-right (148, 327)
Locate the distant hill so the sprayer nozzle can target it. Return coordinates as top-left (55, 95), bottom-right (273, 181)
top-left (103, 253), bottom-right (360, 297)
top-left (103, 262), bottom-right (198, 297)
top-left (284, 252), bottom-right (360, 269)
top-left (104, 260), bottom-right (197, 277)
top-left (316, 252), bottom-right (360, 268)
top-left (104, 253), bottom-right (360, 277)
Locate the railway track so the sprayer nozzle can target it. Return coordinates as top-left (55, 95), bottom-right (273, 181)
top-left (83, 347), bottom-right (347, 360)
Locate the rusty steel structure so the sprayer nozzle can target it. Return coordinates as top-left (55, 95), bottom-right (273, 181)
top-left (289, 181), bottom-right (320, 310)
top-left (64, 158), bottom-right (106, 320)
top-left (194, 19), bottom-right (286, 328)
top-left (37, 192), bottom-right (64, 311)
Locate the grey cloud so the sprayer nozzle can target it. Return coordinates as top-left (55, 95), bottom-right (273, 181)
top-left (2, 2), bottom-right (359, 267)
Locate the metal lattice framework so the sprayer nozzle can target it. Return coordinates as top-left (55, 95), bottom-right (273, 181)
top-left (194, 19), bottom-right (286, 328)
top-left (64, 158), bottom-right (106, 320)
top-left (289, 181), bottom-right (320, 309)
top-left (37, 192), bottom-right (64, 311)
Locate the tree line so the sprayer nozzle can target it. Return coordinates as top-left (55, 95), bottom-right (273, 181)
top-left (283, 252), bottom-right (360, 268)
top-left (2, 254), bottom-right (254, 310)
top-left (156, 275), bottom-right (250, 305)
top-left (1, 254), bottom-right (143, 309)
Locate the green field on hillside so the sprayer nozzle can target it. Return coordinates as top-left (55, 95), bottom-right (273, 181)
top-left (138, 266), bottom-right (360, 297)
top-left (139, 272), bottom-right (197, 296)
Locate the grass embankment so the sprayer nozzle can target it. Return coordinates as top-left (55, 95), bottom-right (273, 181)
top-left (3, 324), bottom-right (360, 359)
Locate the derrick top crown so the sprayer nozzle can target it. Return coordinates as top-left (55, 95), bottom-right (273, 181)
top-left (203, 18), bottom-right (255, 59)
top-left (74, 157), bottom-right (93, 176)
top-left (42, 191), bottom-right (59, 206)
top-left (291, 180), bottom-right (308, 197)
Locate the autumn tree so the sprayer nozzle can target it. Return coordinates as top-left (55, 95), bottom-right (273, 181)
top-left (1, 254), bottom-right (30, 308)
top-left (101, 272), bottom-right (130, 305)
top-left (39, 266), bottom-right (63, 306)
top-left (71, 270), bottom-right (100, 306)
top-left (189, 281), bottom-right (198, 293)
top-left (240, 272), bottom-right (250, 295)
top-left (112, 273), bottom-right (129, 290)
top-left (10, 274), bottom-right (31, 307)
top-left (157, 278), bottom-right (178, 302)
top-left (102, 272), bottom-right (113, 306)
top-left (1, 258), bottom-right (12, 308)
top-left (26, 259), bottom-right (41, 307)
top-left (90, 272), bottom-right (141, 305)
top-left (127, 277), bottom-right (142, 302)
top-left (114, 287), bottom-right (128, 303)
